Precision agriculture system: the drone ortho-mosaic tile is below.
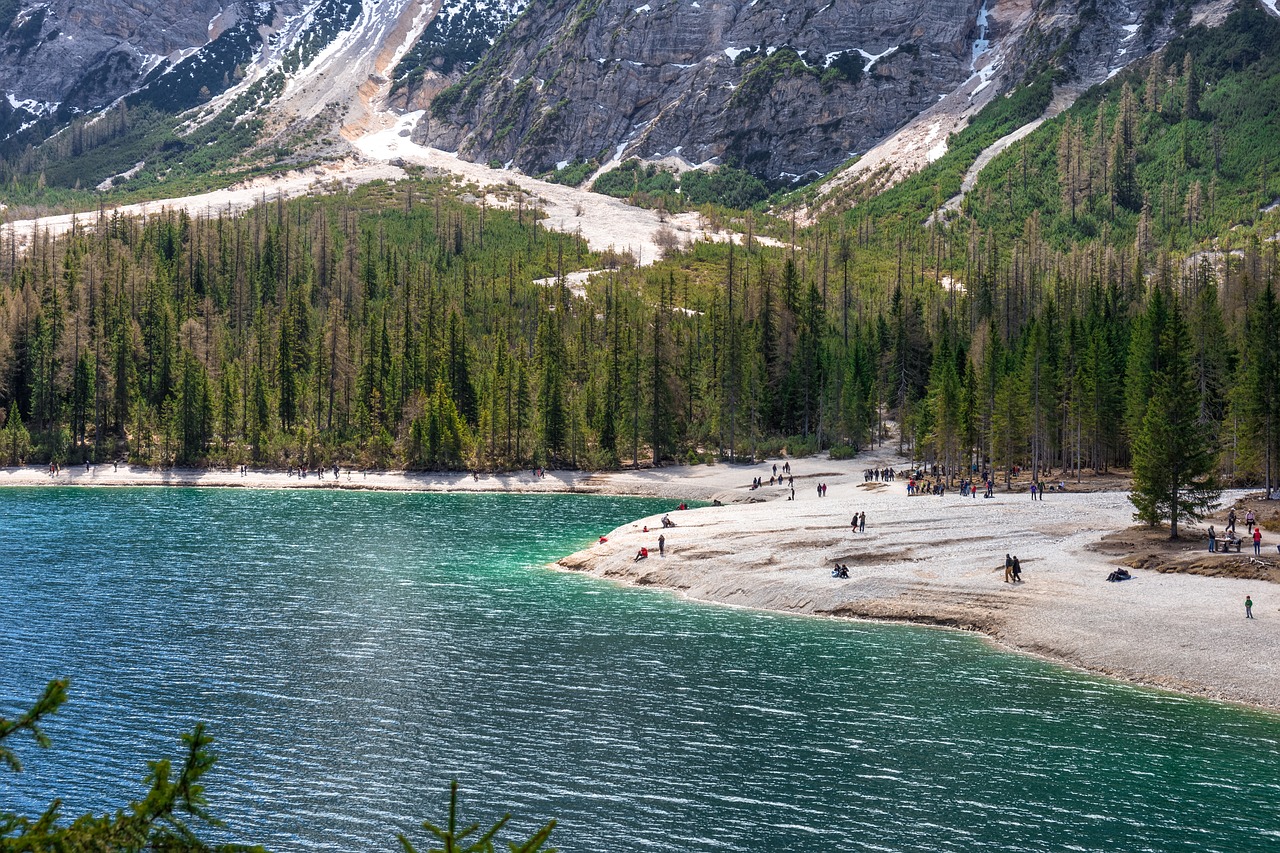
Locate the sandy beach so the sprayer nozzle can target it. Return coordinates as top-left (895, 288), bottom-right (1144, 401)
top-left (4, 451), bottom-right (1278, 712)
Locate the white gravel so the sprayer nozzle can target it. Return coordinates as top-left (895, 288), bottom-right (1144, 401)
top-left (7, 448), bottom-right (1278, 711)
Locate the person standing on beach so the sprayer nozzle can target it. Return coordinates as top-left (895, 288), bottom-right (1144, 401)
top-left (1245, 596), bottom-right (1254, 618)
top-left (1246, 509), bottom-right (1256, 532)
top-left (1208, 525), bottom-right (1216, 553)
top-left (859, 512), bottom-right (865, 532)
top-left (658, 534), bottom-right (665, 556)
top-left (1227, 509), bottom-right (1237, 534)
top-left (1253, 524), bottom-right (1262, 555)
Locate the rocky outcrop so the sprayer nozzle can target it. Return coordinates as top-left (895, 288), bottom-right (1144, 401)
top-left (389, 0), bottom-right (527, 113)
top-left (0, 0), bottom-right (228, 112)
top-left (416, 0), bottom-right (1229, 183)
top-left (418, 0), bottom-right (988, 181)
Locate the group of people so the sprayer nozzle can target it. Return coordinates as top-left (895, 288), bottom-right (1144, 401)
top-left (751, 474), bottom-right (793, 490)
top-left (953, 478), bottom-right (996, 499)
top-left (634, 504), bottom-right (689, 561)
top-left (831, 564), bottom-right (851, 579)
top-left (290, 463), bottom-right (342, 480)
top-left (850, 512), bottom-right (866, 532)
top-left (1003, 553), bottom-right (1024, 583)
top-left (1029, 481), bottom-right (1058, 500)
top-left (1209, 507), bottom-right (1265, 554)
top-left (816, 482), bottom-right (830, 497)
top-left (907, 478), bottom-right (951, 497)
top-left (863, 467), bottom-right (898, 482)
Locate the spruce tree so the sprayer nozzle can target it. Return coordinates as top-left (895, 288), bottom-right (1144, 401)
top-left (535, 316), bottom-right (566, 460)
top-left (1129, 301), bottom-right (1220, 536)
top-left (1240, 283), bottom-right (1280, 496)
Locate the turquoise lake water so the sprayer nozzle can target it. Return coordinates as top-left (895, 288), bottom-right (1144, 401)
top-left (2, 488), bottom-right (1278, 851)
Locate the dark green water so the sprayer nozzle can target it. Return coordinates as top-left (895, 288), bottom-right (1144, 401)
top-left (2, 488), bottom-right (1278, 852)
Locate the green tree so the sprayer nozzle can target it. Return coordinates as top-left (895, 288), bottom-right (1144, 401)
top-left (2, 402), bottom-right (32, 465)
top-left (3, 681), bottom-right (556, 853)
top-left (398, 781), bottom-right (556, 853)
top-left (176, 353), bottom-right (214, 464)
top-left (71, 350), bottom-right (96, 453)
top-left (447, 310), bottom-right (479, 427)
top-left (1239, 282), bottom-right (1280, 495)
top-left (1129, 301), bottom-right (1220, 536)
top-left (1, 679), bottom-right (262, 852)
top-left (249, 364), bottom-right (272, 460)
top-left (536, 315), bottom-right (567, 460)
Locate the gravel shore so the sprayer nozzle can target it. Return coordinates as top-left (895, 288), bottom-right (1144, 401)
top-left (5, 453), bottom-right (1278, 711)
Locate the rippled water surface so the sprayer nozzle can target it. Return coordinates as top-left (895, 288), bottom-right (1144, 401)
top-left (3, 488), bottom-right (1279, 852)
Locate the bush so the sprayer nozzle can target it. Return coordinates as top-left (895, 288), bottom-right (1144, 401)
top-left (680, 166), bottom-right (769, 209)
top-left (545, 160), bottom-right (596, 186)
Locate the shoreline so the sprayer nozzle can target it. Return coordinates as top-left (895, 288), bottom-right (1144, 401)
top-left (5, 458), bottom-right (1279, 713)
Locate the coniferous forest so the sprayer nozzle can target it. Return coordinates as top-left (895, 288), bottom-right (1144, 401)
top-left (1, 5), bottom-right (1279, 501)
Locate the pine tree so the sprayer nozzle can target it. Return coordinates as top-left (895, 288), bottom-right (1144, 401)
top-left (2, 401), bottom-right (31, 465)
top-left (1129, 300), bottom-right (1220, 536)
top-left (249, 364), bottom-right (271, 460)
top-left (535, 315), bottom-right (566, 460)
top-left (446, 310), bottom-right (478, 426)
top-left (71, 351), bottom-right (96, 452)
top-left (1240, 283), bottom-right (1280, 496)
top-left (1124, 285), bottom-right (1171, 443)
top-left (1182, 52), bottom-right (1200, 122)
top-left (924, 335), bottom-right (963, 474)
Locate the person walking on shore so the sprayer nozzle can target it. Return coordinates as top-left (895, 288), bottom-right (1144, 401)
top-left (1246, 509), bottom-right (1256, 533)
top-left (1253, 524), bottom-right (1262, 556)
top-left (1004, 553), bottom-right (1013, 583)
top-left (1227, 509), bottom-right (1237, 534)
top-left (1245, 595), bottom-right (1254, 618)
top-left (1012, 556), bottom-right (1023, 582)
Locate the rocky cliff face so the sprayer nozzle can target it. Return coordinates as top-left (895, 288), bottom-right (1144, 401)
top-left (0, 0), bottom-right (228, 113)
top-left (0, 0), bottom-right (425, 147)
top-left (389, 0), bottom-right (527, 112)
top-left (419, 0), bottom-right (988, 181)
top-left (416, 0), bottom-right (1224, 182)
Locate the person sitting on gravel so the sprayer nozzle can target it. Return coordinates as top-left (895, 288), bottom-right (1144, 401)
top-left (1106, 568), bottom-right (1132, 582)
top-left (634, 547), bottom-right (649, 562)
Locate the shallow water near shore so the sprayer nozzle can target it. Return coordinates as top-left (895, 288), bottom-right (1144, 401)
top-left (3, 488), bottom-right (1278, 852)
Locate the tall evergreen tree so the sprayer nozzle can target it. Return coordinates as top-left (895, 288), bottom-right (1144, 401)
top-left (535, 315), bottom-right (567, 460)
top-left (1130, 301), bottom-right (1220, 536)
top-left (1239, 283), bottom-right (1280, 496)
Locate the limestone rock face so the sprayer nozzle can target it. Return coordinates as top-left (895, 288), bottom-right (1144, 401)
top-left (0, 0), bottom-right (228, 111)
top-left (417, 0), bottom-right (1218, 182)
top-left (420, 0), bottom-right (987, 180)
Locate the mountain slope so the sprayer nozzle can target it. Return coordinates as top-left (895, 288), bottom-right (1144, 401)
top-left (419, 0), bottom-right (1229, 186)
top-left (420, 0), bottom-right (989, 182)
